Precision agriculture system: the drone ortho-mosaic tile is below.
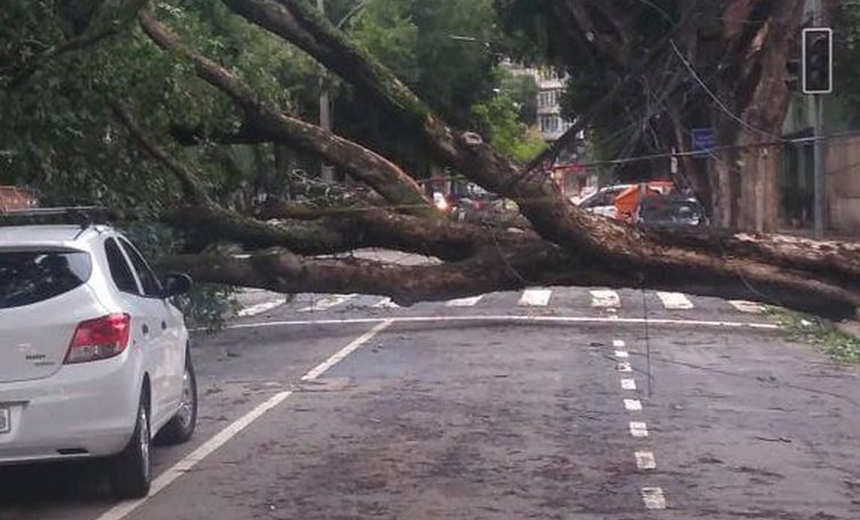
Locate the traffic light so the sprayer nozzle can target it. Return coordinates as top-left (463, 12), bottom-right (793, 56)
top-left (802, 28), bottom-right (832, 94)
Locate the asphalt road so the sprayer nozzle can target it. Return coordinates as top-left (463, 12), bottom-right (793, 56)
top-left (1, 287), bottom-right (859, 520)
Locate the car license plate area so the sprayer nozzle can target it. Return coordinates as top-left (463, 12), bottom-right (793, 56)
top-left (0, 407), bottom-right (9, 434)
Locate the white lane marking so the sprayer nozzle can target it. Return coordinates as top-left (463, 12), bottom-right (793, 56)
top-left (613, 339), bottom-right (625, 348)
top-left (730, 300), bottom-right (765, 313)
top-left (615, 350), bottom-right (629, 359)
top-left (298, 294), bottom-right (356, 313)
top-left (301, 320), bottom-right (394, 381)
top-left (621, 378), bottom-right (637, 390)
top-left (641, 487), bottom-right (667, 510)
top-left (446, 295), bottom-right (484, 307)
top-left (657, 292), bottom-right (694, 310)
top-left (624, 399), bottom-right (643, 411)
top-left (238, 300), bottom-right (284, 317)
top-left (373, 297), bottom-right (401, 309)
top-left (590, 289), bottom-right (620, 308)
top-left (635, 451), bottom-right (657, 470)
top-left (213, 315), bottom-right (780, 332)
top-left (518, 289), bottom-right (552, 307)
top-left (96, 320), bottom-right (393, 520)
top-left (617, 361), bottom-right (633, 372)
top-left (629, 421), bottom-right (649, 438)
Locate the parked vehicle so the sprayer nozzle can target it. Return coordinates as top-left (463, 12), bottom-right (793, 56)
top-left (576, 180), bottom-right (676, 222)
top-left (635, 195), bottom-right (707, 228)
top-left (0, 207), bottom-right (197, 498)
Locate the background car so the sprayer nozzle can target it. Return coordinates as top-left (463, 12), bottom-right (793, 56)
top-left (0, 207), bottom-right (198, 498)
top-left (635, 195), bottom-right (708, 229)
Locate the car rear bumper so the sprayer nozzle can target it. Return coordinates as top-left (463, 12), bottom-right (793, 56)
top-left (0, 351), bottom-right (142, 464)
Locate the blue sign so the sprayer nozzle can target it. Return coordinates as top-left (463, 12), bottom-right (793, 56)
top-left (691, 128), bottom-right (715, 152)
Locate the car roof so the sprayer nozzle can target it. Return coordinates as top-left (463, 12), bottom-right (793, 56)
top-left (0, 224), bottom-right (112, 250)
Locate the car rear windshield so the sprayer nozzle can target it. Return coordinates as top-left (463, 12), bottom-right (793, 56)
top-left (0, 250), bottom-right (92, 309)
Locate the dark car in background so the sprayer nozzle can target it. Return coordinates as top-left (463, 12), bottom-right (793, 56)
top-left (634, 195), bottom-right (708, 229)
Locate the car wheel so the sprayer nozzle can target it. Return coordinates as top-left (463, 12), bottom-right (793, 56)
top-left (155, 351), bottom-right (197, 445)
top-left (110, 391), bottom-right (151, 499)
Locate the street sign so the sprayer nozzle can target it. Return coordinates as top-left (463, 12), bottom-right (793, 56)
top-left (691, 128), bottom-right (714, 152)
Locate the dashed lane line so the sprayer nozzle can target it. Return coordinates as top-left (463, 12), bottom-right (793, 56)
top-left (656, 292), bottom-right (695, 310)
top-left (445, 295), bottom-right (484, 307)
top-left (635, 451), bottom-right (657, 470)
top-left (238, 300), bottom-right (284, 317)
top-left (518, 289), bottom-right (553, 307)
top-left (641, 487), bottom-right (667, 509)
top-left (629, 421), bottom-right (649, 438)
top-left (729, 300), bottom-right (765, 313)
top-left (590, 289), bottom-right (621, 308)
top-left (621, 378), bottom-right (637, 390)
top-left (624, 398), bottom-right (643, 411)
top-left (297, 294), bottom-right (356, 313)
top-left (617, 361), bottom-right (633, 373)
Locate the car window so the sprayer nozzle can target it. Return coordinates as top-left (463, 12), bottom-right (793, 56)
top-left (119, 238), bottom-right (163, 298)
top-left (105, 238), bottom-right (140, 294)
top-left (0, 250), bottom-right (92, 309)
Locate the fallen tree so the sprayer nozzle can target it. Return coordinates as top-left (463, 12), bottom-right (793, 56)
top-left (103, 1), bottom-right (860, 321)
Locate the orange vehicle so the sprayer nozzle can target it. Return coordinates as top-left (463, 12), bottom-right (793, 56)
top-left (613, 180), bottom-right (674, 222)
top-left (577, 180), bottom-right (675, 222)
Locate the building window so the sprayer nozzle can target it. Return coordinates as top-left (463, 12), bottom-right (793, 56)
top-left (540, 115), bottom-right (560, 134)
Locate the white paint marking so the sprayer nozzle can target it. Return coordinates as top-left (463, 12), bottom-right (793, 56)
top-left (373, 297), bottom-right (401, 309)
top-left (298, 294), bottom-right (356, 313)
top-left (615, 350), bottom-right (629, 359)
top-left (624, 398), bottom-right (643, 411)
top-left (641, 487), bottom-right (667, 510)
top-left (96, 320), bottom-right (393, 520)
top-left (617, 361), bottom-right (633, 373)
top-left (730, 300), bottom-right (765, 313)
top-left (518, 289), bottom-right (552, 307)
top-left (635, 451), bottom-right (657, 470)
top-left (621, 378), bottom-right (637, 391)
top-left (446, 295), bottom-right (484, 307)
top-left (629, 421), bottom-right (649, 438)
top-left (238, 300), bottom-right (284, 317)
top-left (591, 289), bottom-right (620, 308)
top-left (612, 339), bottom-right (625, 348)
top-left (301, 320), bottom-right (394, 381)
top-left (211, 315), bottom-right (779, 332)
top-left (656, 291), bottom-right (694, 310)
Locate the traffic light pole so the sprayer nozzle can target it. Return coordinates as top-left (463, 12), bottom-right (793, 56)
top-left (810, 0), bottom-right (825, 237)
top-left (813, 95), bottom-right (825, 237)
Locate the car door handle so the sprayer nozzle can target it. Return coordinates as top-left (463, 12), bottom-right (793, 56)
top-left (142, 324), bottom-right (150, 335)
top-left (161, 321), bottom-right (167, 331)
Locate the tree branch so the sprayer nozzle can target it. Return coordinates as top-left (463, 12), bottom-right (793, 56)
top-left (137, 6), bottom-right (438, 220)
top-left (110, 100), bottom-right (215, 207)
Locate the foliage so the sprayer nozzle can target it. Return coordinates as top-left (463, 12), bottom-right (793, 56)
top-left (471, 92), bottom-right (545, 164)
top-left (832, 1), bottom-right (860, 128)
top-left (768, 308), bottom-right (860, 364)
top-left (123, 221), bottom-right (239, 330)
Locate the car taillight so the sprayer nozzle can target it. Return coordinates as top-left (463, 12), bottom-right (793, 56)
top-left (65, 314), bottom-right (131, 364)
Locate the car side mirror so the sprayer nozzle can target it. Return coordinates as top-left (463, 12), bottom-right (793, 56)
top-left (162, 273), bottom-right (192, 298)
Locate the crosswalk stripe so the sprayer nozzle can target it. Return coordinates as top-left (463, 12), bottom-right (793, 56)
top-left (518, 289), bottom-right (552, 307)
top-left (656, 292), bottom-right (694, 310)
top-left (373, 297), bottom-right (401, 309)
top-left (730, 300), bottom-right (765, 313)
top-left (446, 296), bottom-right (484, 307)
top-left (590, 289), bottom-right (620, 308)
top-left (298, 294), bottom-right (356, 313)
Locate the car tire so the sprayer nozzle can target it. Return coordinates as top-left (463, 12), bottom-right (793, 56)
top-left (110, 390), bottom-right (151, 499)
top-left (155, 351), bottom-right (197, 445)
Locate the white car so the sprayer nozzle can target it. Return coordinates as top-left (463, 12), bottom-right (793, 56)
top-left (0, 208), bottom-right (197, 498)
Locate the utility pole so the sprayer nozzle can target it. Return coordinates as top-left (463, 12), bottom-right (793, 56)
top-left (317, 0), bottom-right (335, 183)
top-left (810, 0), bottom-right (825, 237)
